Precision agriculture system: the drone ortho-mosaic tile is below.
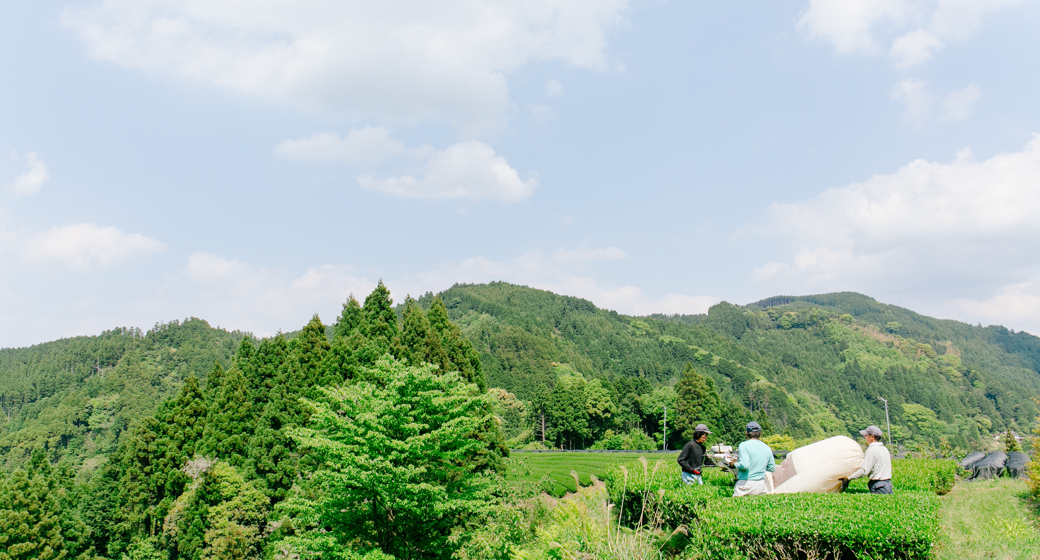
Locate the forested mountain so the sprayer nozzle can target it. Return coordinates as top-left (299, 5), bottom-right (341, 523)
top-left (421, 283), bottom-right (1040, 450)
top-left (0, 283), bottom-right (499, 559)
top-left (1, 281), bottom-right (1038, 558)
top-left (0, 319), bottom-right (245, 469)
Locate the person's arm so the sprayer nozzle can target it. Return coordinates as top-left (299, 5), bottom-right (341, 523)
top-left (735, 443), bottom-right (750, 474)
top-left (849, 446), bottom-right (877, 480)
top-left (677, 443), bottom-right (693, 471)
top-left (690, 444), bottom-right (706, 473)
top-left (766, 448), bottom-right (776, 473)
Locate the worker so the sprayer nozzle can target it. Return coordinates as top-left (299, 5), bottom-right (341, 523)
top-left (677, 423), bottom-right (711, 485)
top-left (848, 425), bottom-right (893, 494)
top-left (730, 421), bottom-right (775, 496)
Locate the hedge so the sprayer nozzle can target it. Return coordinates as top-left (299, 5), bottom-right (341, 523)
top-left (604, 457), bottom-right (950, 559)
top-left (680, 493), bottom-right (940, 560)
top-left (843, 459), bottom-right (957, 495)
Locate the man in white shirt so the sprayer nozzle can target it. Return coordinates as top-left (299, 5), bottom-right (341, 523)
top-left (848, 425), bottom-right (893, 494)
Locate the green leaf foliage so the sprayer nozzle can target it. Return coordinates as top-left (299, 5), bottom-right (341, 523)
top-left (283, 357), bottom-right (505, 560)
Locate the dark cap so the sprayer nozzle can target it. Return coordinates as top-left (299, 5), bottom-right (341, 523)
top-left (860, 425), bottom-right (883, 437)
top-left (746, 421), bottom-right (762, 432)
top-left (694, 423), bottom-right (712, 434)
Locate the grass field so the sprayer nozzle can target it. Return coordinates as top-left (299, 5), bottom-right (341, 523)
top-left (506, 451), bottom-right (675, 497)
top-left (936, 477), bottom-right (1040, 560)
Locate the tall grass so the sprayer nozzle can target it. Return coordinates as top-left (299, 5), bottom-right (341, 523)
top-left (513, 457), bottom-right (681, 560)
top-left (936, 478), bottom-right (1040, 560)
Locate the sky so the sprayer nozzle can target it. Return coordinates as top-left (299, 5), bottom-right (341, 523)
top-left (3, 0), bottom-right (1040, 348)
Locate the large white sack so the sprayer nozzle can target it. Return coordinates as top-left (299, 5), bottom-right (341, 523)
top-left (772, 436), bottom-right (864, 494)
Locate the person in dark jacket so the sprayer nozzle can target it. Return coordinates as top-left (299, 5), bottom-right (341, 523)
top-left (677, 423), bottom-right (712, 485)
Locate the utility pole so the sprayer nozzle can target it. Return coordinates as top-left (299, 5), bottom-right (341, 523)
top-left (878, 396), bottom-right (892, 445)
top-left (663, 405), bottom-right (667, 451)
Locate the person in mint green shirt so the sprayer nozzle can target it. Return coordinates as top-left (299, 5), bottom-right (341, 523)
top-left (731, 421), bottom-right (775, 497)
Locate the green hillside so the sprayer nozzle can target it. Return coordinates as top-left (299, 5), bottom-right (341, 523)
top-left (2, 283), bottom-right (1038, 467)
top-left (0, 319), bottom-right (245, 468)
top-left (422, 283), bottom-right (1040, 450)
top-left (1, 282), bottom-right (1039, 559)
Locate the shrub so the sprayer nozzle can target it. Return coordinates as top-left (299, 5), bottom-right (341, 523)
top-left (539, 474), bottom-right (567, 499)
top-left (551, 472), bottom-right (578, 494)
top-left (604, 459), bottom-right (735, 528)
top-left (612, 459), bottom-right (948, 560)
top-left (590, 428), bottom-right (657, 450)
top-left (681, 493), bottom-right (940, 560)
top-left (603, 458), bottom-right (678, 528)
top-left (892, 459), bottom-right (957, 495)
top-left (1027, 433), bottom-right (1040, 502)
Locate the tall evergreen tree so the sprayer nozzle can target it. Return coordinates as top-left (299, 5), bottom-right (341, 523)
top-left (117, 419), bottom-right (167, 537)
top-left (674, 364), bottom-right (723, 442)
top-left (361, 280), bottom-right (400, 355)
top-left (163, 460), bottom-right (268, 560)
top-left (113, 376), bottom-right (209, 546)
top-left (547, 377), bottom-right (591, 449)
top-left (0, 466), bottom-right (65, 559)
top-left (334, 294), bottom-right (363, 340)
top-left (79, 458), bottom-right (126, 559)
top-left (200, 366), bottom-right (255, 466)
top-left (291, 315), bottom-right (332, 388)
top-left (204, 363), bottom-right (226, 409)
top-left (244, 335), bottom-right (289, 403)
top-left (233, 337), bottom-right (255, 370)
top-left (428, 296), bottom-right (486, 390)
top-left (249, 337), bottom-right (308, 503)
top-left (159, 376), bottom-right (207, 458)
top-left (400, 297), bottom-right (450, 370)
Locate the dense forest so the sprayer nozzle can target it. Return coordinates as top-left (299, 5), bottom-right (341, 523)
top-left (1, 281), bottom-right (1039, 558)
top-left (425, 283), bottom-right (1040, 450)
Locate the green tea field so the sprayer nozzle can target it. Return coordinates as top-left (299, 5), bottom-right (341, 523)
top-left (506, 451), bottom-right (674, 497)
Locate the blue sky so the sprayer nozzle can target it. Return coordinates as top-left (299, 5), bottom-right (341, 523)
top-left (3, 0), bottom-right (1040, 348)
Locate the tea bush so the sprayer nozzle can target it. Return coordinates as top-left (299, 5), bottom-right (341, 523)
top-left (844, 458), bottom-right (957, 495)
top-left (894, 458), bottom-right (957, 495)
top-left (680, 493), bottom-right (940, 560)
top-left (602, 458), bottom-right (681, 526)
top-left (604, 457), bottom-right (950, 559)
top-left (539, 474), bottom-right (568, 498)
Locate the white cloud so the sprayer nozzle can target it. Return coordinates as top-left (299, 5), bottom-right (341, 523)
top-left (929, 0), bottom-right (1025, 41)
top-left (274, 127), bottom-right (409, 165)
top-left (890, 78), bottom-right (933, 124)
top-left (952, 283), bottom-right (1040, 333)
top-left (22, 223), bottom-right (165, 270)
top-left (890, 79), bottom-right (980, 125)
top-left (753, 134), bottom-right (1040, 301)
top-left (890, 28), bottom-right (943, 68)
top-left (546, 79), bottom-right (563, 97)
top-left (529, 104), bottom-right (556, 122)
top-left (552, 247), bottom-right (627, 265)
top-left (941, 83), bottom-right (981, 121)
top-left (8, 152), bottom-right (50, 196)
top-left (403, 248), bottom-right (716, 316)
top-left (798, 0), bottom-right (911, 55)
top-left (801, 0), bottom-right (1024, 67)
top-left (186, 252), bottom-right (253, 282)
top-left (62, 0), bottom-right (630, 132)
top-left (358, 141), bottom-right (536, 202)
top-left (182, 252), bottom-right (375, 335)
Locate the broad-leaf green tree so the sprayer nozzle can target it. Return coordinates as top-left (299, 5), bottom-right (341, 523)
top-left (285, 357), bottom-right (503, 560)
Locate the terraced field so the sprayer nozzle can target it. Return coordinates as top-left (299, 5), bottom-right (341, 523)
top-left (506, 451), bottom-right (676, 497)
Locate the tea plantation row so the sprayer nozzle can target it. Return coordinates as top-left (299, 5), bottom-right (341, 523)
top-left (506, 452), bottom-right (958, 559)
